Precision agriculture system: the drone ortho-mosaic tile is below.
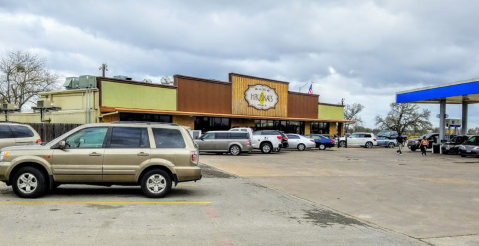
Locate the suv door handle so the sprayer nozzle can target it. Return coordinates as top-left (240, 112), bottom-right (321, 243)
top-left (89, 152), bottom-right (102, 156)
top-left (137, 152), bottom-right (149, 156)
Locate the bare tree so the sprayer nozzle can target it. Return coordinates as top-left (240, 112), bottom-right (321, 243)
top-left (375, 103), bottom-right (432, 136)
top-left (343, 103), bottom-right (364, 133)
top-left (0, 50), bottom-right (60, 109)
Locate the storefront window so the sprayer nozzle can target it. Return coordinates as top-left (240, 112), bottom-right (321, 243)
top-left (254, 120), bottom-right (304, 134)
top-left (194, 117), bottom-right (231, 133)
top-left (310, 122), bottom-right (330, 134)
top-left (120, 113), bottom-right (172, 123)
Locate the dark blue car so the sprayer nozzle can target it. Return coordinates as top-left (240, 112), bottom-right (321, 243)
top-left (304, 134), bottom-right (335, 150)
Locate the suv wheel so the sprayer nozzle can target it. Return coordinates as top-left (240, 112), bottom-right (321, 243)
top-left (319, 144), bottom-right (326, 150)
top-left (365, 142), bottom-right (373, 148)
top-left (339, 141), bottom-right (346, 147)
top-left (387, 142), bottom-right (395, 148)
top-left (141, 169), bottom-right (172, 198)
top-left (411, 146), bottom-right (417, 151)
top-left (260, 143), bottom-right (272, 154)
top-left (229, 145), bottom-right (241, 156)
top-left (12, 166), bottom-right (47, 198)
top-left (297, 144), bottom-right (306, 151)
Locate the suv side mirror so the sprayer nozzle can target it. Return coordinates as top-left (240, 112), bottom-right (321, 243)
top-left (59, 141), bottom-right (66, 149)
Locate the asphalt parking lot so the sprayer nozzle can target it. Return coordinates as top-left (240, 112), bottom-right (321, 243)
top-left (201, 147), bottom-right (479, 246)
top-left (0, 146), bottom-right (477, 245)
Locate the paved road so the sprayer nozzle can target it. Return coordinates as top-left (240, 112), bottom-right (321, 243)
top-left (0, 163), bottom-right (426, 245)
top-left (200, 147), bottom-right (479, 246)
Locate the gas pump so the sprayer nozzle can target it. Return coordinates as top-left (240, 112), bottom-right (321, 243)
top-left (445, 119), bottom-right (462, 140)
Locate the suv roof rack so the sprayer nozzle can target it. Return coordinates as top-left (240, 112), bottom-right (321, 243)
top-left (111, 121), bottom-right (179, 126)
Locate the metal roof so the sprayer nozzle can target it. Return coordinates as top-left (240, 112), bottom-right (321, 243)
top-left (396, 78), bottom-right (479, 104)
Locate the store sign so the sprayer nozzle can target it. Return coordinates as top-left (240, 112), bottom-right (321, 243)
top-left (244, 84), bottom-right (279, 110)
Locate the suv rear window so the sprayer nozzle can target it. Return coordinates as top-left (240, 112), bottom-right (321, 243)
top-left (152, 128), bottom-right (186, 148)
top-left (228, 132), bottom-right (249, 139)
top-left (110, 127), bottom-right (149, 148)
top-left (10, 125), bottom-right (34, 138)
top-left (0, 125), bottom-right (14, 138)
top-left (364, 134), bottom-right (372, 138)
top-left (215, 133), bottom-right (229, 139)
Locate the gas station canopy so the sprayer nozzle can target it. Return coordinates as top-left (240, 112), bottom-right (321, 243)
top-left (396, 78), bottom-right (479, 142)
top-left (396, 78), bottom-right (479, 104)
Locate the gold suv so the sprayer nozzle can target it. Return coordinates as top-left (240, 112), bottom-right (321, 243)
top-left (0, 122), bottom-right (202, 198)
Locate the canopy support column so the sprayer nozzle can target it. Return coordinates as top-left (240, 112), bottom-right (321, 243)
top-left (462, 101), bottom-right (468, 135)
top-left (439, 100), bottom-right (446, 143)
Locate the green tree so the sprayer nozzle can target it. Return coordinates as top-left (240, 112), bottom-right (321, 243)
top-left (468, 127), bottom-right (479, 135)
top-left (0, 50), bottom-right (59, 109)
top-left (344, 103), bottom-right (365, 133)
top-left (375, 103), bottom-right (432, 136)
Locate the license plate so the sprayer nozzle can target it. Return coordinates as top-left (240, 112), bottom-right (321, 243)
top-left (467, 150), bottom-right (471, 153)
top-left (446, 146), bottom-right (450, 150)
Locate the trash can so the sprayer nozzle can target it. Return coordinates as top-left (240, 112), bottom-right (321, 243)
top-left (432, 143), bottom-right (441, 154)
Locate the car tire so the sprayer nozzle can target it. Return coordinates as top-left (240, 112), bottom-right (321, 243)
top-left (339, 141), bottom-right (346, 147)
top-left (319, 144), bottom-right (326, 150)
top-left (141, 169), bottom-right (172, 198)
top-left (365, 142), bottom-right (373, 148)
top-left (411, 146), bottom-right (417, 151)
top-left (461, 154), bottom-right (466, 157)
top-left (260, 143), bottom-right (272, 154)
top-left (12, 166), bottom-right (47, 198)
top-left (229, 145), bottom-right (241, 156)
top-left (297, 144), bottom-right (306, 151)
top-left (387, 142), bottom-right (395, 148)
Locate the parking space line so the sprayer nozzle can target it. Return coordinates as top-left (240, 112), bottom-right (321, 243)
top-left (0, 201), bottom-right (211, 204)
top-left (177, 184), bottom-right (198, 186)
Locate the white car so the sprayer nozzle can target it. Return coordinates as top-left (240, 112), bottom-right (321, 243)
top-left (285, 134), bottom-right (316, 151)
top-left (251, 130), bottom-right (283, 153)
top-left (229, 127), bottom-right (253, 139)
top-left (338, 132), bottom-right (377, 148)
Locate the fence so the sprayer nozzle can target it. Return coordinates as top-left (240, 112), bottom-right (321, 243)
top-left (26, 123), bottom-right (82, 142)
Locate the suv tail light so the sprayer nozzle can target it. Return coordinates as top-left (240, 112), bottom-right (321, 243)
top-left (284, 137), bottom-right (288, 140)
top-left (36, 139), bottom-right (42, 144)
top-left (246, 140), bottom-right (250, 146)
top-left (191, 151), bottom-right (199, 165)
top-left (373, 138), bottom-right (377, 141)
top-left (277, 136), bottom-right (282, 140)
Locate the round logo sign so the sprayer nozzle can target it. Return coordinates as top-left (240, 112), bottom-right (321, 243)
top-left (244, 84), bottom-right (279, 110)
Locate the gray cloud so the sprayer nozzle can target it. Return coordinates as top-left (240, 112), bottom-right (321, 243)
top-left (1, 0), bottom-right (478, 129)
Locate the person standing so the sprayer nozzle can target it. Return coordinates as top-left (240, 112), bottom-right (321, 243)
top-left (420, 136), bottom-right (429, 156)
top-left (396, 133), bottom-right (403, 155)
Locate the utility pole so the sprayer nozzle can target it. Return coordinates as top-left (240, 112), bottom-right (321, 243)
top-left (99, 63), bottom-right (108, 77)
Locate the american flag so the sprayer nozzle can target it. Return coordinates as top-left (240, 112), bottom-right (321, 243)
top-left (308, 84), bottom-right (313, 94)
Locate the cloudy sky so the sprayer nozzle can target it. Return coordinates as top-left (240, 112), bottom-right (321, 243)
top-left (1, 0), bottom-right (478, 129)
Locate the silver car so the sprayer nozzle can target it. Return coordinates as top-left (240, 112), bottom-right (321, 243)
top-left (0, 122), bottom-right (42, 149)
top-left (376, 136), bottom-right (397, 148)
top-left (285, 134), bottom-right (316, 151)
top-left (195, 131), bottom-right (252, 155)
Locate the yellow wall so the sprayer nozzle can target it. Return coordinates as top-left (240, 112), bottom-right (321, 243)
top-left (329, 123), bottom-right (337, 135)
top-left (173, 115), bottom-right (194, 129)
top-left (304, 122), bottom-right (311, 134)
top-left (231, 118), bottom-right (255, 128)
top-left (6, 110), bottom-right (98, 124)
top-left (318, 104), bottom-right (344, 120)
top-left (101, 81), bottom-right (177, 110)
top-left (231, 75), bottom-right (288, 117)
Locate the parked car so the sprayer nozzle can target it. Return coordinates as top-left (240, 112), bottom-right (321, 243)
top-left (195, 131), bottom-right (252, 155)
top-left (304, 134), bottom-right (335, 150)
top-left (251, 130), bottom-right (283, 154)
top-left (459, 135), bottom-right (479, 157)
top-left (376, 130), bottom-right (398, 139)
top-left (0, 122), bottom-right (202, 198)
top-left (441, 135), bottom-right (470, 154)
top-left (0, 122), bottom-right (42, 149)
top-left (376, 136), bottom-right (397, 148)
top-left (338, 132), bottom-right (377, 148)
top-left (407, 133), bottom-right (441, 151)
top-left (285, 134), bottom-right (316, 151)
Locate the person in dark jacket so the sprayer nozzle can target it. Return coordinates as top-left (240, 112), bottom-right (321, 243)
top-left (396, 133), bottom-right (403, 155)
